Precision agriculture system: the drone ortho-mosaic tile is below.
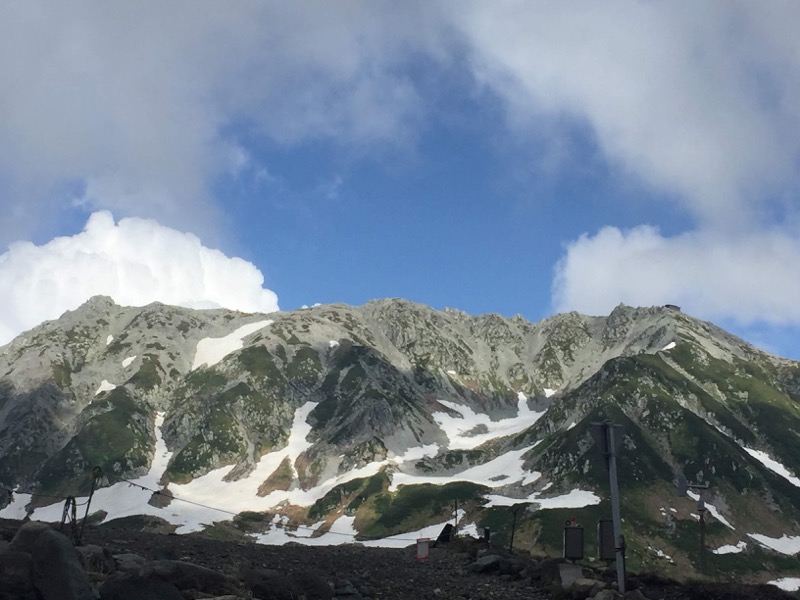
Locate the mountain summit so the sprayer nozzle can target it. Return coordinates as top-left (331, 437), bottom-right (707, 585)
top-left (1, 297), bottom-right (799, 580)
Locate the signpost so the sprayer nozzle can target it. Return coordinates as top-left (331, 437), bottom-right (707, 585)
top-left (590, 421), bottom-right (626, 594)
top-left (416, 538), bottom-right (430, 561)
top-left (597, 519), bottom-right (615, 561)
top-left (563, 519), bottom-right (584, 561)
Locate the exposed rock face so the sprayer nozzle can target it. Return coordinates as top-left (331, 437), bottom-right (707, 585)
top-left (0, 298), bottom-right (710, 493)
top-left (1, 298), bottom-right (800, 581)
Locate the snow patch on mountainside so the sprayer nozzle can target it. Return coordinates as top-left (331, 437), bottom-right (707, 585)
top-left (390, 445), bottom-right (537, 492)
top-left (770, 578), bottom-right (800, 592)
top-left (162, 404), bottom-right (438, 533)
top-left (94, 380), bottom-right (116, 395)
top-left (713, 541), bottom-right (747, 554)
top-left (687, 491), bottom-right (734, 529)
top-left (252, 513), bottom-right (469, 548)
top-left (485, 488), bottom-right (600, 509)
top-left (122, 356), bottom-right (136, 368)
top-left (748, 533), bottom-right (800, 555)
top-left (433, 393), bottom-right (544, 450)
top-left (744, 447), bottom-right (800, 488)
top-left (0, 495), bottom-right (32, 520)
top-left (191, 320), bottom-right (273, 370)
top-left (252, 515), bottom-right (359, 546)
top-left (2, 402), bottom-right (554, 543)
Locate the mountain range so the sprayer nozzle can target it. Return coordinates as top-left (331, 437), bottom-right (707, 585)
top-left (1, 296), bottom-right (799, 582)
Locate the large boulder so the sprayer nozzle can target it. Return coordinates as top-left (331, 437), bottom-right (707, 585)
top-left (538, 557), bottom-right (563, 586)
top-left (0, 550), bottom-right (35, 598)
top-left (113, 552), bottom-right (147, 574)
top-left (100, 573), bottom-right (183, 600)
top-left (31, 528), bottom-right (94, 600)
top-left (472, 554), bottom-right (503, 574)
top-left (558, 563), bottom-right (584, 589)
top-left (568, 577), bottom-right (605, 599)
top-left (139, 560), bottom-right (237, 595)
top-left (289, 569), bottom-right (333, 600)
top-left (244, 568), bottom-right (300, 600)
top-left (76, 544), bottom-right (116, 574)
top-left (9, 521), bottom-right (50, 554)
top-left (521, 559), bottom-right (542, 582)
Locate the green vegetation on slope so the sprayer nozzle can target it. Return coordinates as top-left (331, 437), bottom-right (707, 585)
top-left (36, 387), bottom-right (151, 495)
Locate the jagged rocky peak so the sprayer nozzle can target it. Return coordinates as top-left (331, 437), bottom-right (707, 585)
top-left (3, 295), bottom-right (800, 584)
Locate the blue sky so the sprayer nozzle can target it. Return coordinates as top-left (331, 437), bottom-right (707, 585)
top-left (0, 2), bottom-right (799, 359)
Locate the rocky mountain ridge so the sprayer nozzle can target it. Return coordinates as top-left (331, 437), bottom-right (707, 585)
top-left (1, 297), bottom-right (799, 583)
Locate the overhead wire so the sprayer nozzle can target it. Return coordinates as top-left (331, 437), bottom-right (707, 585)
top-left (2, 486), bottom-right (77, 502)
top-left (117, 477), bottom-right (420, 541)
top-left (4, 480), bottom-right (426, 544)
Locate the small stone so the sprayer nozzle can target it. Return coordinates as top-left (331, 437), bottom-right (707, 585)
top-left (595, 590), bottom-right (623, 600)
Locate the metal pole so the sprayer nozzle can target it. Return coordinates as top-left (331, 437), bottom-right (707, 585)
top-left (79, 467), bottom-right (103, 542)
top-left (698, 507), bottom-right (706, 574)
top-left (454, 498), bottom-right (458, 536)
top-left (606, 423), bottom-right (626, 595)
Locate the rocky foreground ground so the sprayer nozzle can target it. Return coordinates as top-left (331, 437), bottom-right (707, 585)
top-left (0, 517), bottom-right (797, 600)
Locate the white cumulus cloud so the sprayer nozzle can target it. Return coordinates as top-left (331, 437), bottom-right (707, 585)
top-left (0, 211), bottom-right (279, 345)
top-left (552, 226), bottom-right (800, 327)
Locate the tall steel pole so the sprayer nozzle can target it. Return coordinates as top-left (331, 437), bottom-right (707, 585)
top-left (606, 423), bottom-right (626, 595)
top-left (698, 506), bottom-right (706, 574)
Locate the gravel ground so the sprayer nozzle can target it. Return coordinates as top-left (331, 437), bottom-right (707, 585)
top-left (78, 526), bottom-right (800, 600)
top-left (80, 523), bottom-right (550, 600)
top-left (2, 518), bottom-right (797, 600)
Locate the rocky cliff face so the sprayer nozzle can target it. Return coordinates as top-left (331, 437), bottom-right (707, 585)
top-left (1, 297), bottom-right (799, 580)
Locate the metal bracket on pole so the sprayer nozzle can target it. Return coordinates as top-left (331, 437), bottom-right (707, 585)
top-left (60, 496), bottom-right (79, 543)
top-left (676, 474), bottom-right (710, 573)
